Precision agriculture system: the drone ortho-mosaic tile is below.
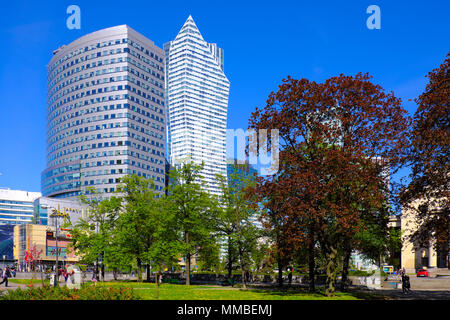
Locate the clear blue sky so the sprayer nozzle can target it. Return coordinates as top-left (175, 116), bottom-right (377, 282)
top-left (0, 0), bottom-right (448, 192)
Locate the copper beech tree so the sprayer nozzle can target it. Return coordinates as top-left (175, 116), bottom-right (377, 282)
top-left (400, 53), bottom-right (449, 259)
top-left (249, 73), bottom-right (409, 296)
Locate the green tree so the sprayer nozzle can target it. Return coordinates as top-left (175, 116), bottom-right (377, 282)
top-left (115, 175), bottom-right (180, 285)
top-left (70, 188), bottom-right (122, 281)
top-left (215, 167), bottom-right (261, 289)
top-left (166, 161), bottom-right (218, 285)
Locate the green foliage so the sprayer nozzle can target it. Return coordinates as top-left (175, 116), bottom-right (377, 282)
top-left (165, 161), bottom-right (219, 284)
top-left (0, 283), bottom-right (138, 300)
top-left (214, 167), bottom-right (262, 287)
top-left (347, 270), bottom-right (376, 277)
top-left (114, 175), bottom-right (182, 281)
top-left (70, 189), bottom-right (123, 273)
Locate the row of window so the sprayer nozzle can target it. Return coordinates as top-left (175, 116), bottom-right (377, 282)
top-left (48, 123), bottom-right (164, 162)
top-left (49, 53), bottom-right (164, 101)
top-left (49, 37), bottom-right (163, 77)
top-left (48, 145), bottom-right (165, 171)
top-left (49, 66), bottom-right (164, 115)
top-left (0, 205), bottom-right (34, 211)
top-left (48, 103), bottom-right (164, 146)
top-left (49, 143), bottom-right (164, 167)
top-left (49, 69), bottom-right (163, 103)
top-left (50, 135), bottom-right (164, 155)
top-left (48, 99), bottom-right (165, 144)
top-left (43, 170), bottom-right (164, 197)
top-left (49, 113), bottom-right (164, 152)
top-left (49, 93), bottom-right (164, 133)
top-left (0, 200), bottom-right (33, 205)
top-left (43, 158), bottom-right (164, 191)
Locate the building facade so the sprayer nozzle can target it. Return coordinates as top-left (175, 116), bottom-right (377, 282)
top-left (13, 224), bottom-right (79, 271)
top-left (164, 16), bottom-right (230, 196)
top-left (0, 189), bottom-right (41, 261)
top-left (43, 25), bottom-right (166, 200)
top-left (401, 200), bottom-right (449, 273)
top-left (33, 196), bottom-right (88, 227)
top-left (0, 189), bottom-right (42, 225)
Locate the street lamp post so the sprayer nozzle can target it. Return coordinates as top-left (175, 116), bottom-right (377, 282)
top-left (42, 204), bottom-right (64, 287)
top-left (53, 211), bottom-right (59, 287)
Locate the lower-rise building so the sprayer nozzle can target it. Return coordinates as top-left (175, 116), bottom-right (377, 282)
top-left (13, 224), bottom-right (79, 271)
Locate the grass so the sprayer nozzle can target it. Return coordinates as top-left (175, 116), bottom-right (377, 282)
top-left (92, 282), bottom-right (378, 300)
top-left (6, 278), bottom-right (382, 300)
top-left (9, 278), bottom-right (51, 286)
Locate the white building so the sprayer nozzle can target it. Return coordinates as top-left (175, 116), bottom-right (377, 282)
top-left (33, 196), bottom-right (88, 227)
top-left (164, 16), bottom-right (230, 195)
top-left (0, 188), bottom-right (42, 225)
top-left (43, 25), bottom-right (166, 200)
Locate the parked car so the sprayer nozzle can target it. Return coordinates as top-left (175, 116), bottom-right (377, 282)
top-left (416, 269), bottom-right (429, 277)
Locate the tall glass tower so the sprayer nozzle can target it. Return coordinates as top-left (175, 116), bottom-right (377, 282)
top-left (164, 16), bottom-right (230, 195)
top-left (43, 25), bottom-right (166, 200)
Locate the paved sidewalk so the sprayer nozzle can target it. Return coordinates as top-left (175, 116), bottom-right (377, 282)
top-left (0, 282), bottom-right (28, 293)
top-left (363, 288), bottom-right (450, 300)
top-left (0, 279), bottom-right (66, 293)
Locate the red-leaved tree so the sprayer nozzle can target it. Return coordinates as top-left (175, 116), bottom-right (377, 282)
top-left (249, 73), bottom-right (409, 296)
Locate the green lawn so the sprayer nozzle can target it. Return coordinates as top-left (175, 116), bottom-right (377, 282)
top-left (9, 278), bottom-right (50, 286)
top-left (7, 279), bottom-right (381, 300)
top-left (93, 282), bottom-right (376, 300)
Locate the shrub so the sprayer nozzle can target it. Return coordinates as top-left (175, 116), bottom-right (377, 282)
top-left (0, 283), bottom-right (139, 300)
top-left (348, 270), bottom-right (376, 277)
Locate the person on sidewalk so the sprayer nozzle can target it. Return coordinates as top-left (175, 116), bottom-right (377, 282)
top-left (0, 266), bottom-right (11, 287)
top-left (401, 273), bottom-right (411, 294)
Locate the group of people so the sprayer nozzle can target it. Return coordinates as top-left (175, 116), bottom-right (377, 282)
top-left (58, 267), bottom-right (75, 283)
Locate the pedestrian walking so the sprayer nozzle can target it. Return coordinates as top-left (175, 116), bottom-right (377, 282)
top-left (288, 268), bottom-right (293, 285)
top-left (401, 273), bottom-right (411, 294)
top-left (63, 269), bottom-right (69, 282)
top-left (0, 266), bottom-right (11, 287)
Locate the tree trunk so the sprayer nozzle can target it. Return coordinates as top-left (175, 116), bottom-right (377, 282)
top-left (137, 257), bottom-right (142, 282)
top-left (277, 255), bottom-right (283, 288)
top-left (227, 236), bottom-right (233, 280)
top-left (241, 268), bottom-right (247, 290)
top-left (155, 271), bottom-right (159, 300)
top-left (185, 230), bottom-right (191, 286)
top-left (113, 269), bottom-right (118, 281)
top-left (101, 264), bottom-right (105, 282)
top-left (146, 264), bottom-right (151, 282)
top-left (340, 242), bottom-right (351, 291)
top-left (325, 246), bottom-right (338, 297)
top-left (308, 233), bottom-right (316, 292)
top-left (101, 252), bottom-right (105, 282)
top-left (239, 248), bottom-right (247, 290)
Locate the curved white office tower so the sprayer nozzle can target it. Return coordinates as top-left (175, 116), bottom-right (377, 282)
top-left (164, 16), bottom-right (230, 196)
top-left (43, 25), bottom-right (166, 200)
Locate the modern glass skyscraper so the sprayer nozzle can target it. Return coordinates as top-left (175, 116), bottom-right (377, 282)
top-left (164, 16), bottom-right (230, 196)
top-left (43, 25), bottom-right (166, 200)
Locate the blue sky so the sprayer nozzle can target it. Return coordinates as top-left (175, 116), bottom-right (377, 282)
top-left (0, 0), bottom-right (448, 192)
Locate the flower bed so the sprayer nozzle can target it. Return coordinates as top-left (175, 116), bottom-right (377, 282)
top-left (0, 283), bottom-right (139, 300)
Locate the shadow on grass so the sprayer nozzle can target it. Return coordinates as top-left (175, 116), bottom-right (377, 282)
top-left (243, 285), bottom-right (386, 300)
top-left (92, 281), bottom-right (388, 300)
